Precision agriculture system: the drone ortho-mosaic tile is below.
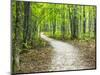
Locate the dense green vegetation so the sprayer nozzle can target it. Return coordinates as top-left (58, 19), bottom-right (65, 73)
top-left (12, 1), bottom-right (96, 73)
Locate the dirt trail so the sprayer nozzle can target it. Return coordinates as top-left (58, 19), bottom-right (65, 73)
top-left (40, 32), bottom-right (94, 71)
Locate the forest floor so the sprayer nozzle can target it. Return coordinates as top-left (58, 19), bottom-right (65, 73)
top-left (17, 33), bottom-right (96, 73)
top-left (18, 46), bottom-right (53, 73)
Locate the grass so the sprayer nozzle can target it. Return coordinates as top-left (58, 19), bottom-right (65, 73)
top-left (44, 31), bottom-right (71, 40)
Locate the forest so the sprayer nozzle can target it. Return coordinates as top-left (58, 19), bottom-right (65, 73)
top-left (12, 0), bottom-right (96, 74)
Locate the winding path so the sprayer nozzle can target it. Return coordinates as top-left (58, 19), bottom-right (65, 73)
top-left (40, 32), bottom-right (90, 71)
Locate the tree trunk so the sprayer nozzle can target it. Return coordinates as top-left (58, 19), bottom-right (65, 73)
top-left (83, 6), bottom-right (86, 33)
top-left (23, 2), bottom-right (30, 47)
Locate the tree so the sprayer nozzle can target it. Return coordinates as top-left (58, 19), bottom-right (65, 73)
top-left (23, 2), bottom-right (30, 48)
top-left (83, 6), bottom-right (86, 33)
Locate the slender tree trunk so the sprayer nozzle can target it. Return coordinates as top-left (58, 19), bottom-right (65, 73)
top-left (79, 6), bottom-right (82, 38)
top-left (69, 5), bottom-right (73, 39)
top-left (52, 8), bottom-right (56, 37)
top-left (13, 1), bottom-right (21, 72)
top-left (94, 7), bottom-right (96, 37)
top-left (61, 5), bottom-right (66, 39)
top-left (23, 2), bottom-right (30, 47)
top-left (88, 6), bottom-right (91, 37)
top-left (83, 6), bottom-right (86, 33)
top-left (73, 5), bottom-right (78, 38)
